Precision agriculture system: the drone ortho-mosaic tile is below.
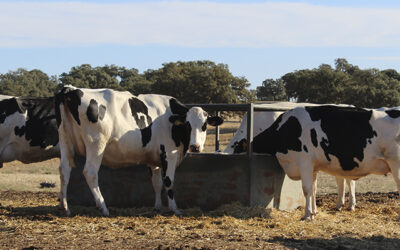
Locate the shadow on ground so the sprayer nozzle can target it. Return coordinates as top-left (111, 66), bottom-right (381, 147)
top-left (268, 236), bottom-right (400, 249)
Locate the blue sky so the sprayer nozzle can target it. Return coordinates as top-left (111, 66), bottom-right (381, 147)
top-left (1, 0), bottom-right (400, 89)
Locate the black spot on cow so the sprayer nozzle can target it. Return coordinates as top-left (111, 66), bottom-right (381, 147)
top-left (386, 109), bottom-right (400, 119)
top-left (16, 97), bottom-right (59, 148)
top-left (252, 115), bottom-right (303, 155)
top-left (167, 189), bottom-right (174, 199)
top-left (170, 98), bottom-right (188, 115)
top-left (310, 129), bottom-right (318, 147)
top-left (141, 123), bottom-right (152, 147)
top-left (128, 97), bottom-right (152, 129)
top-left (164, 176), bottom-right (172, 187)
top-left (0, 98), bottom-right (24, 123)
top-left (55, 87), bottom-right (84, 126)
top-left (169, 98), bottom-right (191, 153)
top-left (170, 122), bottom-right (191, 153)
top-left (202, 122), bottom-right (207, 132)
top-left (14, 125), bottom-right (26, 137)
top-left (86, 99), bottom-right (106, 123)
top-left (320, 137), bottom-right (331, 161)
top-left (305, 106), bottom-right (377, 171)
top-left (303, 145), bottom-right (308, 152)
top-left (160, 144), bottom-right (168, 178)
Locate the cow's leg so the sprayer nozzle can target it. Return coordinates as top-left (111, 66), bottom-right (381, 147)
top-left (347, 179), bottom-right (356, 211)
top-left (300, 165), bottom-right (314, 221)
top-left (390, 163), bottom-right (400, 221)
top-left (59, 156), bottom-right (72, 216)
top-left (160, 145), bottom-right (181, 215)
top-left (312, 172), bottom-right (318, 216)
top-left (335, 177), bottom-right (346, 211)
top-left (151, 166), bottom-right (163, 212)
top-left (83, 145), bottom-right (108, 216)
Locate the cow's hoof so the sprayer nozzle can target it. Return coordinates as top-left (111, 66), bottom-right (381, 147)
top-left (101, 208), bottom-right (110, 216)
top-left (153, 208), bottom-right (162, 214)
top-left (174, 210), bottom-right (183, 216)
top-left (301, 214), bottom-right (314, 221)
top-left (334, 205), bottom-right (344, 211)
top-left (347, 206), bottom-right (355, 211)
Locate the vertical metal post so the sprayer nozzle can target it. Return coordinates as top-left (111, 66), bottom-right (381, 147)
top-left (215, 111), bottom-right (220, 151)
top-left (246, 103), bottom-right (254, 158)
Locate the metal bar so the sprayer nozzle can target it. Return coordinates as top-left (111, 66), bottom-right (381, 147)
top-left (186, 103), bottom-right (293, 112)
top-left (246, 103), bottom-right (254, 158)
top-left (186, 103), bottom-right (250, 112)
top-left (215, 111), bottom-right (220, 151)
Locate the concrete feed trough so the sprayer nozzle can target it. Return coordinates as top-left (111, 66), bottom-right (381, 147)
top-left (67, 103), bottom-right (305, 211)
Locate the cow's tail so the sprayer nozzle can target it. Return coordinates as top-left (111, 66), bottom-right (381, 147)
top-left (55, 86), bottom-right (77, 168)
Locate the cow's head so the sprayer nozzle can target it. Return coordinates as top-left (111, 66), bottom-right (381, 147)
top-left (169, 99), bottom-right (223, 153)
top-left (232, 138), bottom-right (248, 154)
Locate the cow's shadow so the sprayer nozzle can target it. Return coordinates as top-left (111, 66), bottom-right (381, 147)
top-left (267, 236), bottom-right (400, 249)
top-left (0, 204), bottom-right (59, 221)
top-left (0, 202), bottom-right (271, 220)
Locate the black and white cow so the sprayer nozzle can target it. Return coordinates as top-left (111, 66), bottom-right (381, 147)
top-left (0, 95), bottom-right (59, 167)
top-left (224, 103), bottom-right (356, 212)
top-left (240, 105), bottom-right (400, 220)
top-left (55, 86), bottom-right (223, 216)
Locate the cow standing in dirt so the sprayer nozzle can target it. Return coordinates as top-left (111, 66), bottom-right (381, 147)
top-left (225, 102), bottom-right (356, 212)
top-left (245, 105), bottom-right (400, 220)
top-left (55, 86), bottom-right (223, 216)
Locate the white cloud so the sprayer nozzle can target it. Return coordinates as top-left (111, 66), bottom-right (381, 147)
top-left (0, 1), bottom-right (400, 48)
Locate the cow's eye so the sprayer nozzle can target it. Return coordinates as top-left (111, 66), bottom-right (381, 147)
top-left (201, 122), bottom-right (207, 131)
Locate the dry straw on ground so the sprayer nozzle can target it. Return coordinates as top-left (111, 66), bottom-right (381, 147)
top-left (1, 191), bottom-right (400, 249)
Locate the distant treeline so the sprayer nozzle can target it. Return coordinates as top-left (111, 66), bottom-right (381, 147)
top-left (1, 59), bottom-right (399, 108)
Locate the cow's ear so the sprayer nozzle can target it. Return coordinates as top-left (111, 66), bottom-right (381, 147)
top-left (170, 98), bottom-right (188, 115)
top-left (13, 98), bottom-right (26, 113)
top-left (207, 116), bottom-right (223, 126)
top-left (169, 114), bottom-right (186, 126)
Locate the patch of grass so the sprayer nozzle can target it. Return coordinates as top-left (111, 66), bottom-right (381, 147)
top-left (1, 159), bottom-right (59, 175)
top-left (0, 173), bottom-right (59, 192)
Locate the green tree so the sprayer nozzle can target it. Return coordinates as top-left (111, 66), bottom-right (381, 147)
top-left (119, 68), bottom-right (153, 95)
top-left (282, 63), bottom-right (349, 104)
top-left (0, 68), bottom-right (57, 97)
top-left (59, 64), bottom-right (121, 89)
top-left (256, 78), bottom-right (287, 101)
top-left (279, 58), bottom-right (400, 108)
top-left (148, 61), bottom-right (254, 104)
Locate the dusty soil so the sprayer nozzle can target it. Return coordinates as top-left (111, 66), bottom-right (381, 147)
top-left (1, 191), bottom-right (400, 249)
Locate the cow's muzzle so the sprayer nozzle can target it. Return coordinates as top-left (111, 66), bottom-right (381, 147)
top-left (189, 145), bottom-right (200, 153)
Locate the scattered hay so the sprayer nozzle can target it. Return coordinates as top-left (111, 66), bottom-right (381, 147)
top-left (209, 202), bottom-right (272, 219)
top-left (1, 191), bottom-right (400, 249)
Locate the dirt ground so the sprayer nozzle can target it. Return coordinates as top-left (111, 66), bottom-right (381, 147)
top-left (1, 191), bottom-right (400, 249)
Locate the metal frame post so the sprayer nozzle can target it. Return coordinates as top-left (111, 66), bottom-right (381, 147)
top-left (246, 103), bottom-right (254, 158)
top-left (215, 111), bottom-right (220, 151)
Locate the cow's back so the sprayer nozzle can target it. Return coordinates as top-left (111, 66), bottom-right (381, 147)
top-left (57, 87), bottom-right (174, 168)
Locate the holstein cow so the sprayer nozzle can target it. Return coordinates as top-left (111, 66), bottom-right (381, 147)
top-left (55, 86), bottom-right (223, 216)
top-left (0, 95), bottom-right (59, 167)
top-left (240, 105), bottom-right (400, 220)
top-left (225, 103), bottom-right (356, 212)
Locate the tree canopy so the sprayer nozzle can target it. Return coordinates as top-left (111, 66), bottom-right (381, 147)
top-left (0, 69), bottom-right (57, 97)
top-left (146, 61), bottom-right (253, 104)
top-left (257, 58), bottom-right (400, 108)
top-left (2, 59), bottom-right (400, 108)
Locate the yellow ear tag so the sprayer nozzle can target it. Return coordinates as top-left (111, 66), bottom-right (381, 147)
top-left (174, 120), bottom-right (183, 126)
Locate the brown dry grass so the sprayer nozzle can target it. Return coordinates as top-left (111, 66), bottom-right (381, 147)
top-left (1, 191), bottom-right (400, 249)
